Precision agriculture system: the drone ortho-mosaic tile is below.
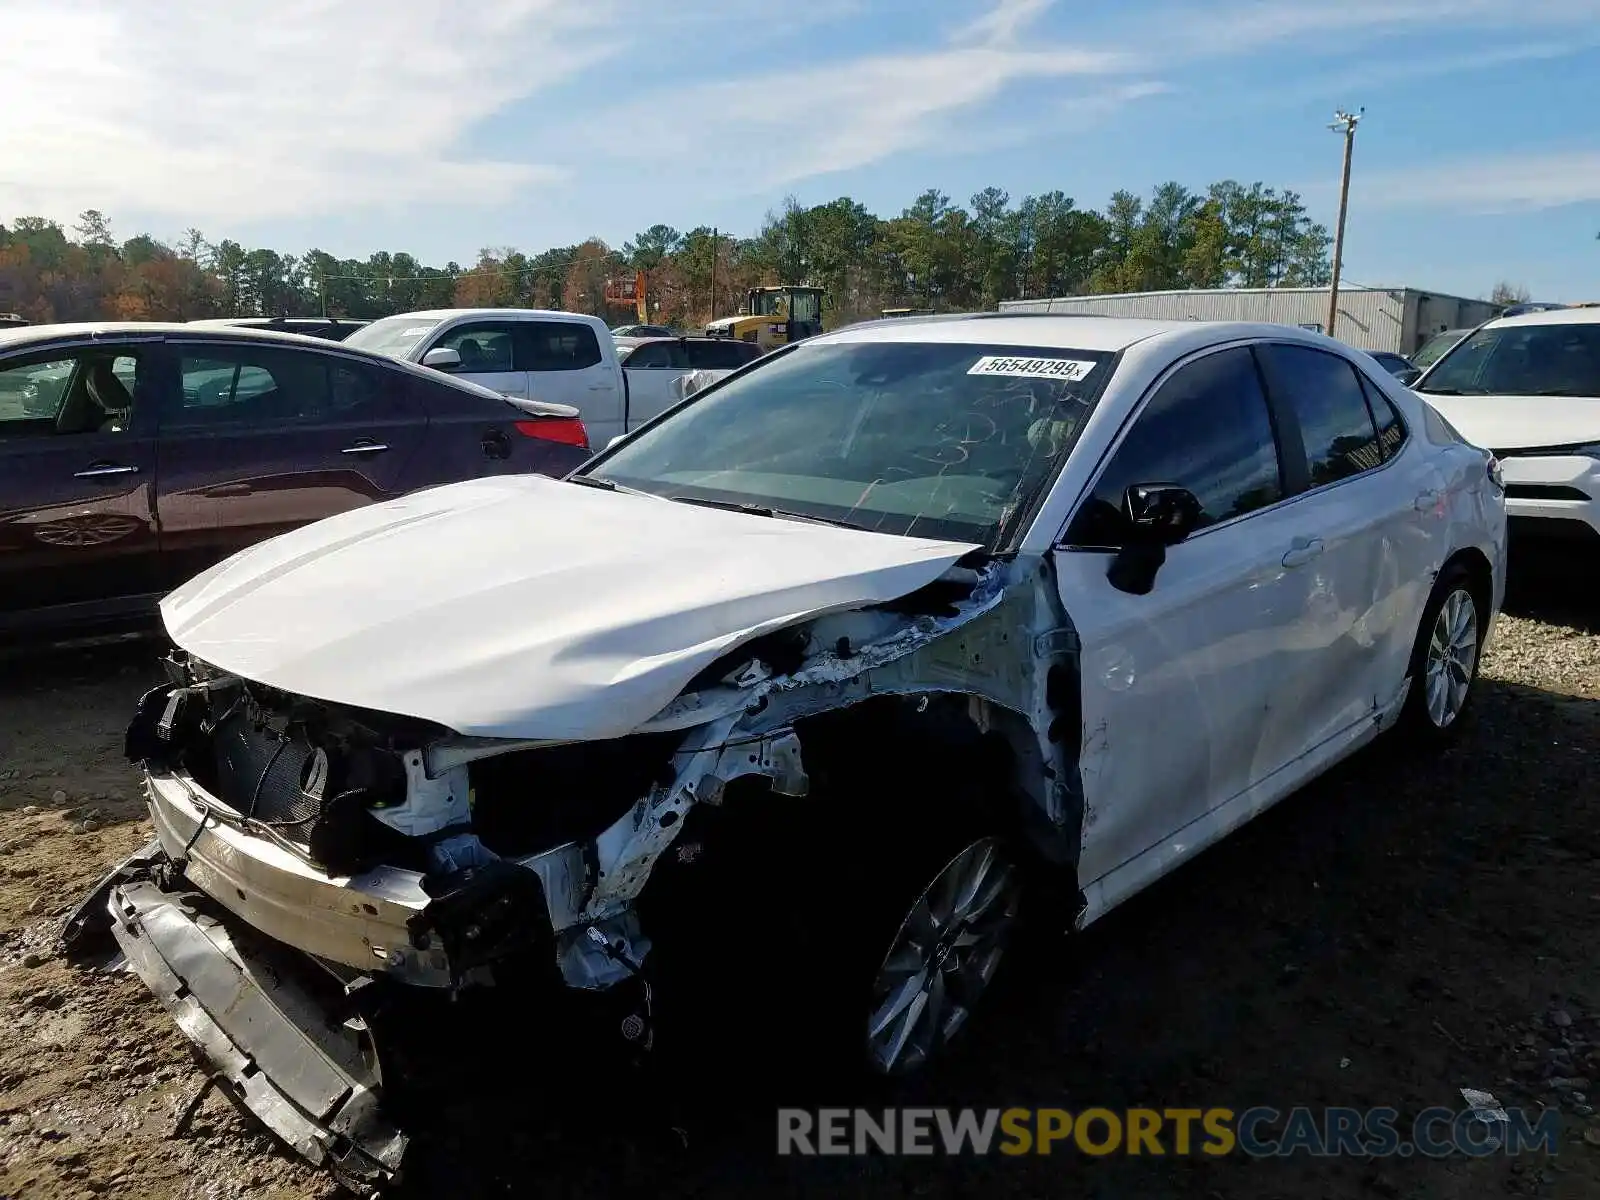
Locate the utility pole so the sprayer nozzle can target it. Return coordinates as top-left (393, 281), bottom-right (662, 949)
top-left (710, 227), bottom-right (719, 321)
top-left (1326, 107), bottom-right (1363, 339)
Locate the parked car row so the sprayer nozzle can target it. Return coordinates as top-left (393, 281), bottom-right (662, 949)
top-left (342, 308), bottom-right (763, 446)
top-left (0, 322), bottom-right (589, 641)
top-left (64, 311), bottom-right (1508, 1191)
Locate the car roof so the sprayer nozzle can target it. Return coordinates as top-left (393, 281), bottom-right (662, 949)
top-left (630, 334), bottom-right (755, 345)
top-left (0, 321), bottom-right (358, 350)
top-left (0, 320), bottom-right (513, 401)
top-left (377, 307), bottom-right (602, 323)
top-left (813, 313), bottom-right (1330, 354)
top-left (1482, 306), bottom-right (1600, 329)
top-left (186, 316), bottom-right (368, 326)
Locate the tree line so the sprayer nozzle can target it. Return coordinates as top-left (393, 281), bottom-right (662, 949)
top-left (0, 180), bottom-right (1336, 330)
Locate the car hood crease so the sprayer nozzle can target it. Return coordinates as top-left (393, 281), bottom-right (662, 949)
top-left (161, 474), bottom-right (981, 741)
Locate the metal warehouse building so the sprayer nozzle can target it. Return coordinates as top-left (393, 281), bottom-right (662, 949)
top-left (997, 286), bottom-right (1500, 356)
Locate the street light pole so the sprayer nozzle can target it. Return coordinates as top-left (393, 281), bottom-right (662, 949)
top-left (1326, 107), bottom-right (1362, 339)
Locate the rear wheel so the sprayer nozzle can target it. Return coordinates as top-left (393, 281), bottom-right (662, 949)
top-left (1396, 563), bottom-right (1485, 746)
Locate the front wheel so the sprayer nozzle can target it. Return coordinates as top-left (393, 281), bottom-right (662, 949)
top-left (1396, 564), bottom-right (1486, 746)
top-left (863, 835), bottom-right (1024, 1075)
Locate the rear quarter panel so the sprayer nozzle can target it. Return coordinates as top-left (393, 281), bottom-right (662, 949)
top-left (405, 373), bottom-right (590, 487)
top-left (1378, 376), bottom-right (1509, 627)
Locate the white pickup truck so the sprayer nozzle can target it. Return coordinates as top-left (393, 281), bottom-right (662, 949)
top-left (345, 309), bottom-right (635, 446)
top-left (347, 311), bottom-right (766, 449)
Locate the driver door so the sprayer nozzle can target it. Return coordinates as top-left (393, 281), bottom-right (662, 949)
top-left (0, 340), bottom-right (163, 631)
top-left (1052, 344), bottom-right (1313, 915)
top-left (424, 321), bottom-right (526, 400)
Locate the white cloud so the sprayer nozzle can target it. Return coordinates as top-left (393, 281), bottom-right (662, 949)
top-left (1359, 150), bottom-right (1600, 213)
top-left (584, 0), bottom-right (1134, 191)
top-left (5, 0), bottom-right (1600, 240)
top-left (0, 0), bottom-right (613, 225)
top-left (954, 0), bottom-right (1054, 44)
top-left (1158, 0), bottom-right (1600, 56)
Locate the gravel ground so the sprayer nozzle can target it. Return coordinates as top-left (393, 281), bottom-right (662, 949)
top-left (0, 555), bottom-right (1597, 1200)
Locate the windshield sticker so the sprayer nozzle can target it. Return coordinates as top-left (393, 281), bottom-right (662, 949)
top-left (399, 327), bottom-right (432, 338)
top-left (967, 355), bottom-right (1098, 381)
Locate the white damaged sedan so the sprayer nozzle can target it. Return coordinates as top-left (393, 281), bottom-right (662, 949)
top-left (66, 314), bottom-right (1506, 1188)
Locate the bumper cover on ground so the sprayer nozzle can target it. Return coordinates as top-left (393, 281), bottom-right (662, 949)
top-left (90, 850), bottom-right (407, 1191)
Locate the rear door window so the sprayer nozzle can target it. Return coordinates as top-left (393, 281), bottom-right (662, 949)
top-left (1255, 343), bottom-right (1385, 485)
top-left (169, 345), bottom-right (338, 429)
top-left (519, 322), bottom-right (603, 371)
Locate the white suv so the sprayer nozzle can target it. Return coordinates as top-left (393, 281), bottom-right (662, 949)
top-left (1414, 307), bottom-right (1600, 545)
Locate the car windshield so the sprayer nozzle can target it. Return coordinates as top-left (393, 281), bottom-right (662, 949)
top-left (343, 316), bottom-right (442, 359)
top-left (585, 339), bottom-right (1114, 549)
top-left (1417, 322), bottom-right (1600, 397)
top-left (1411, 330), bottom-right (1467, 371)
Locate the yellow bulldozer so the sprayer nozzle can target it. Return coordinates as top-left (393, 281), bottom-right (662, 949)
top-left (705, 285), bottom-right (824, 351)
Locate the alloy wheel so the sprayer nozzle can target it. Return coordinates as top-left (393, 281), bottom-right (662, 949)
top-left (1424, 587), bottom-right (1479, 729)
top-left (865, 836), bottom-right (1022, 1075)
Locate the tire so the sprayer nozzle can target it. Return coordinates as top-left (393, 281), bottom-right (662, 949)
top-left (1395, 562), bottom-right (1486, 747)
top-left (800, 786), bottom-right (1026, 1081)
top-left (641, 766), bottom-right (1025, 1087)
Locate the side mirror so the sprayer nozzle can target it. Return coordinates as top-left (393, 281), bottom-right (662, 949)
top-left (607, 434), bottom-right (626, 449)
top-left (1395, 367), bottom-right (1421, 386)
top-left (421, 346), bottom-right (462, 370)
top-left (1107, 483), bottom-right (1202, 596)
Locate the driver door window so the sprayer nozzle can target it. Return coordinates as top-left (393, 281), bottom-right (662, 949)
top-left (434, 324), bottom-right (516, 374)
top-left (1064, 347), bottom-right (1284, 548)
top-left (0, 352), bottom-right (144, 440)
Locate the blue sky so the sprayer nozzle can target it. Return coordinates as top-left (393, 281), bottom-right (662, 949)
top-left (4, 0), bottom-right (1599, 301)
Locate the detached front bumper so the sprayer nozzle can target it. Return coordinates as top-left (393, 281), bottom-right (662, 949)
top-left (69, 843), bottom-right (407, 1192)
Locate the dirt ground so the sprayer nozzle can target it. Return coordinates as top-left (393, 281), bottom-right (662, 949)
top-left (1, 555), bottom-right (1598, 1200)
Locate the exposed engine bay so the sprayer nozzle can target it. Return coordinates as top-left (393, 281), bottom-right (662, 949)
top-left (64, 551), bottom-right (1089, 1192)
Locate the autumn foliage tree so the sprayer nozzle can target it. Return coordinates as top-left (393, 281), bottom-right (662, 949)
top-left (0, 179), bottom-right (1345, 331)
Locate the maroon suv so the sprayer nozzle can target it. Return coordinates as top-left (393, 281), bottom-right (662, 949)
top-left (0, 322), bottom-right (591, 642)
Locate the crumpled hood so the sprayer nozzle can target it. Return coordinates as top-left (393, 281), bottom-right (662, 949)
top-left (1422, 393), bottom-right (1600, 451)
top-left (161, 474), bottom-right (980, 741)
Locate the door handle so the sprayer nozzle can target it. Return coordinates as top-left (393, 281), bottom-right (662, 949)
top-left (203, 483), bottom-right (252, 498)
top-left (1282, 538), bottom-right (1325, 568)
top-left (73, 463), bottom-right (139, 478)
top-left (341, 442), bottom-right (389, 455)
top-left (1414, 489), bottom-right (1442, 512)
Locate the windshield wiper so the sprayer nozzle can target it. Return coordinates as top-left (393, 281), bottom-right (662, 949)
top-left (1417, 387), bottom-right (1482, 396)
top-left (669, 494), bottom-right (776, 517)
top-left (668, 494), bottom-right (864, 530)
top-left (566, 474), bottom-right (656, 498)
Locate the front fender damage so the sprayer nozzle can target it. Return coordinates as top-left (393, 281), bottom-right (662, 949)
top-left (69, 552), bottom-right (1089, 1189)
